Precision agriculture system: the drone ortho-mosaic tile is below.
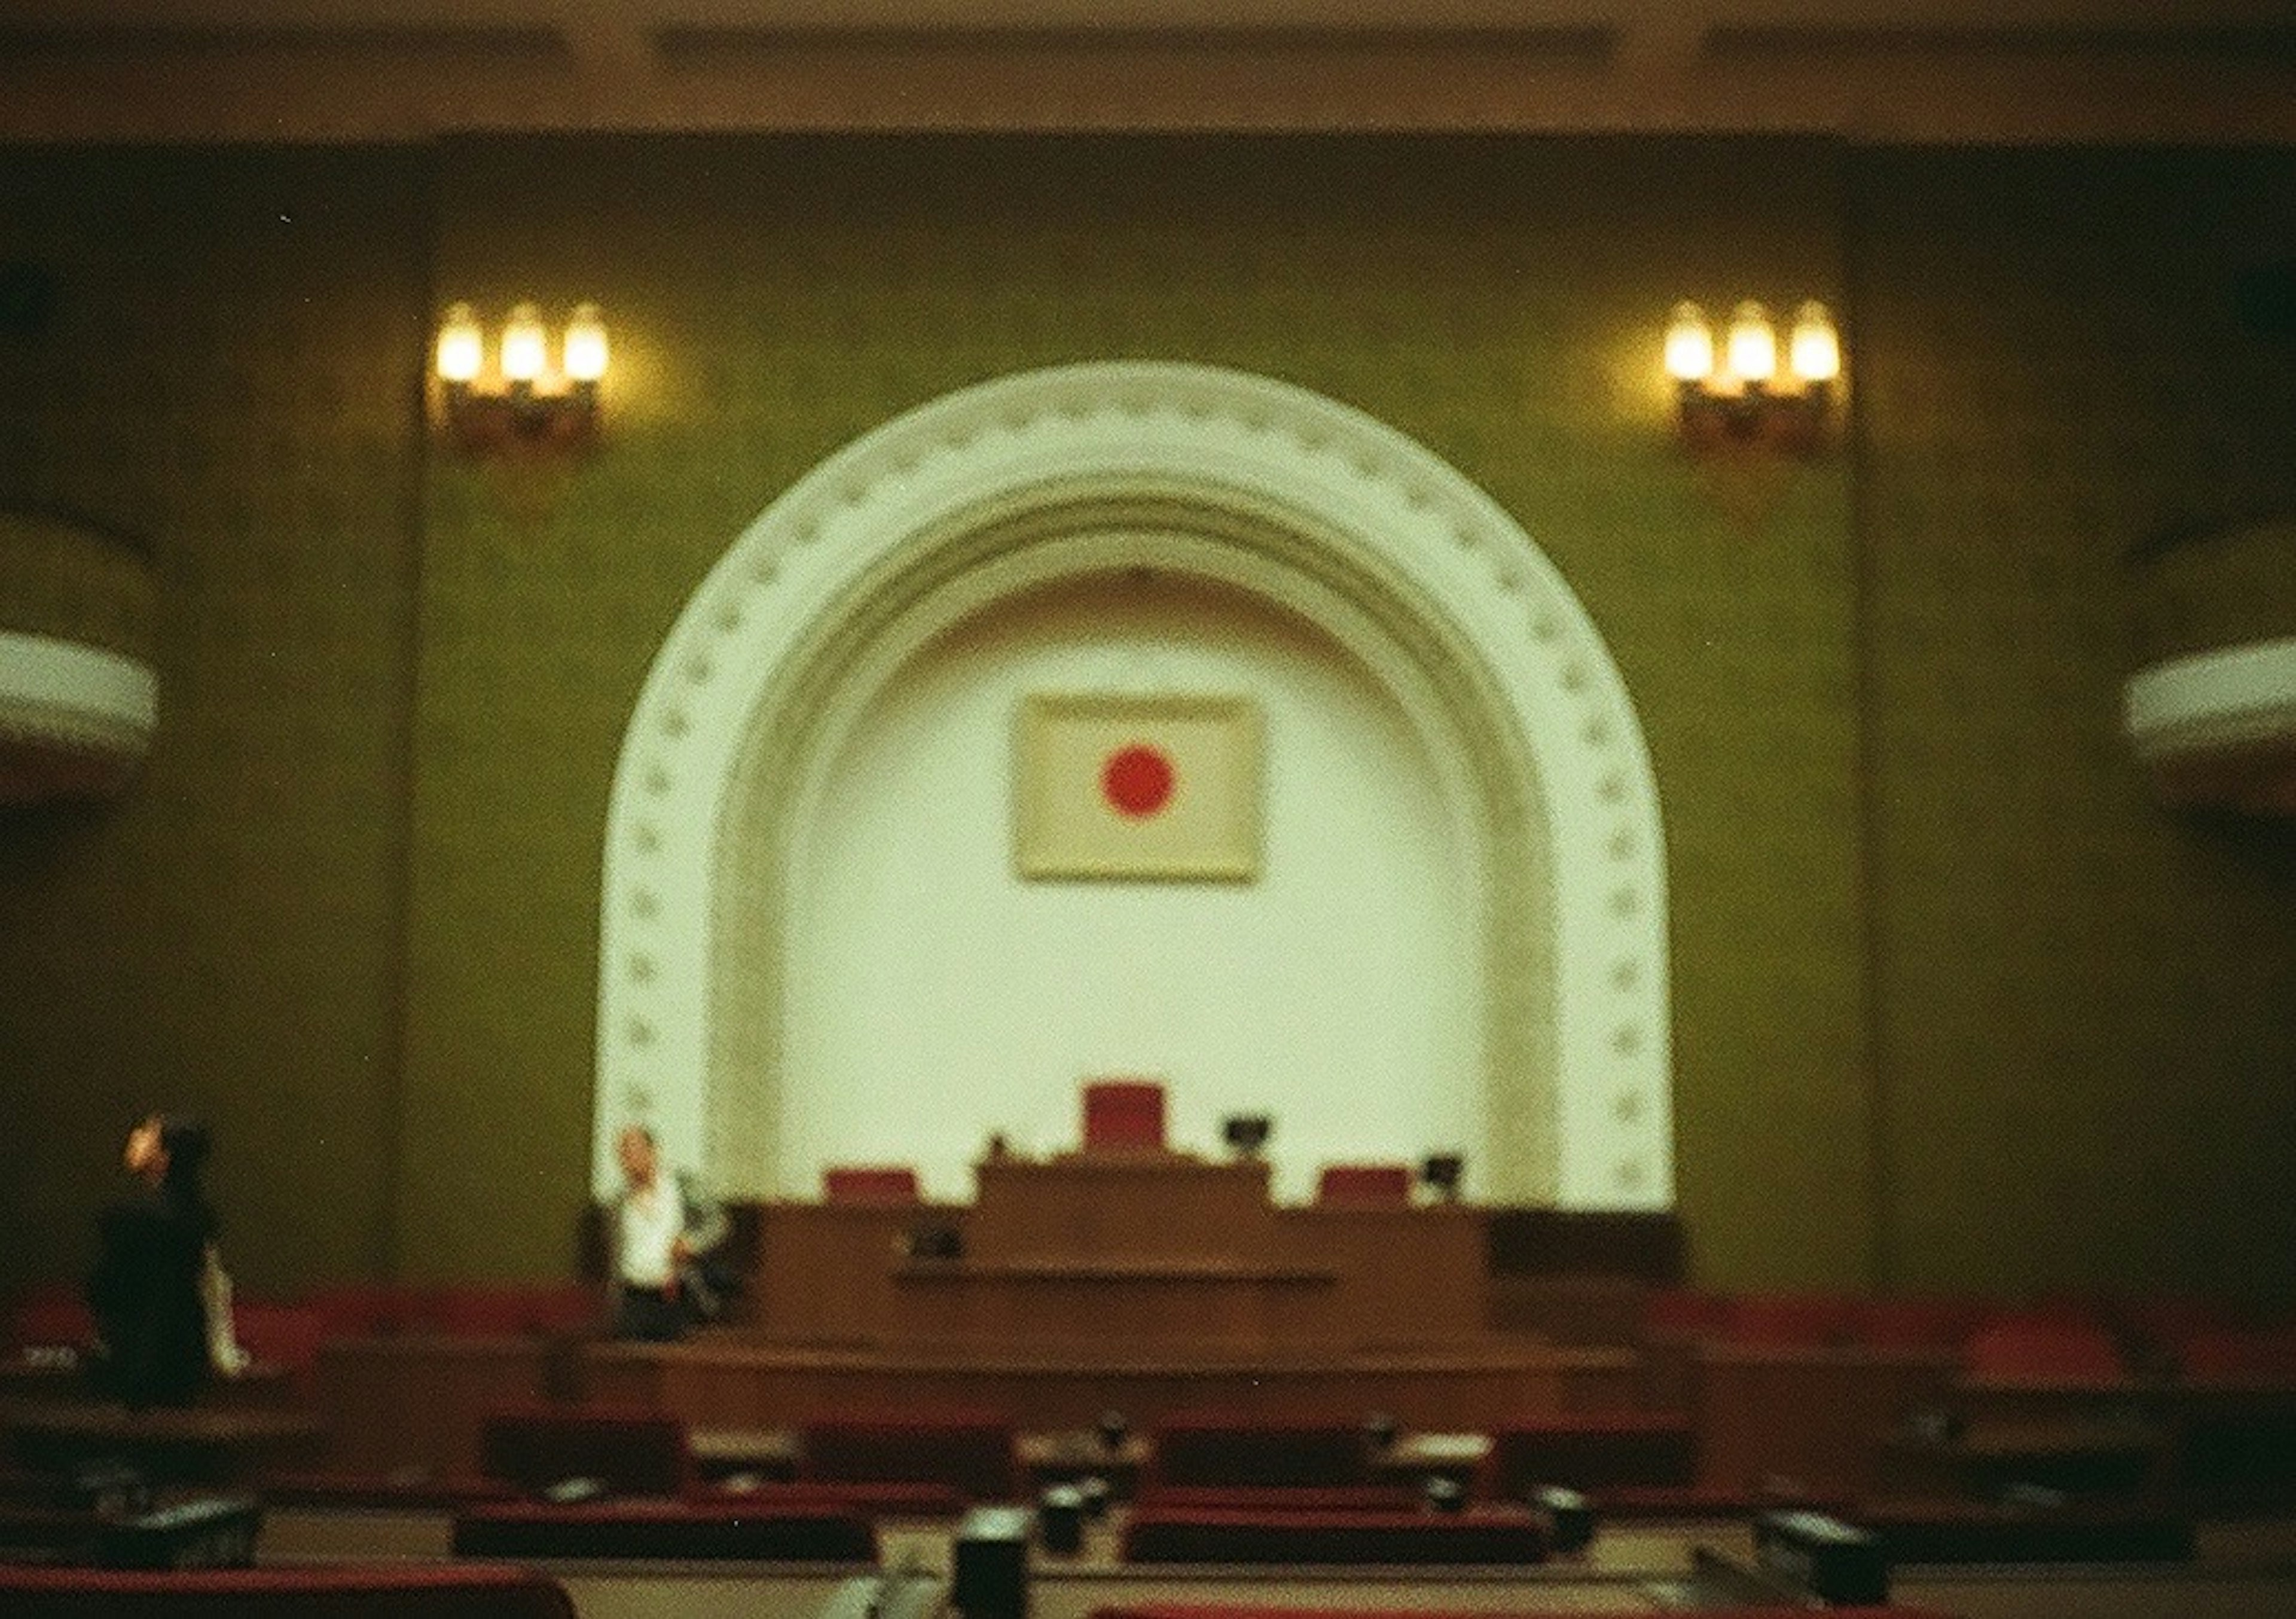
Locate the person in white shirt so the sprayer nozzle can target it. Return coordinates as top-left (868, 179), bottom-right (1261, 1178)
top-left (606, 1125), bottom-right (729, 1341)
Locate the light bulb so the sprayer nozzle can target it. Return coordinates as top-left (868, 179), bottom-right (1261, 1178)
top-left (1788, 301), bottom-right (1841, 385)
top-left (435, 303), bottom-right (483, 385)
top-left (563, 302), bottom-right (609, 386)
top-left (1724, 301), bottom-right (1776, 386)
top-left (1663, 302), bottom-right (1714, 384)
top-left (500, 302), bottom-right (548, 386)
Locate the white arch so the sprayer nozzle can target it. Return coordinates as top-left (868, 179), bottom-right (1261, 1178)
top-left (596, 362), bottom-right (1672, 1207)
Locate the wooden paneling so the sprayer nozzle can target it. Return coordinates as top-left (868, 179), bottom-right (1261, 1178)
top-left (315, 1335), bottom-right (557, 1480)
top-left (1693, 1344), bottom-right (1959, 1498)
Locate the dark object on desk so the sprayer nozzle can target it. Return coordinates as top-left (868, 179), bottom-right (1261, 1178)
top-left (1037, 1483), bottom-right (1085, 1554)
top-left (94, 1494), bottom-right (262, 1571)
top-left (1418, 1152), bottom-right (1464, 1200)
top-left (1531, 1484), bottom-right (1596, 1554)
top-left (1755, 1510), bottom-right (1890, 1605)
top-left (1421, 1475), bottom-right (1464, 1514)
top-left (1220, 1114), bottom-right (1271, 1157)
top-left (906, 1221), bottom-right (964, 1261)
top-left (1361, 1410), bottom-right (1397, 1451)
top-left (1077, 1475), bottom-right (1112, 1519)
top-left (953, 1504), bottom-right (1031, 1619)
top-left (1096, 1410), bottom-right (1130, 1453)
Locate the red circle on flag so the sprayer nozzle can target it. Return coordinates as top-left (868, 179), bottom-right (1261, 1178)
top-left (1102, 744), bottom-right (1176, 818)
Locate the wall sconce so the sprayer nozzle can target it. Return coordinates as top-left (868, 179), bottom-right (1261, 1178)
top-left (433, 300), bottom-right (607, 449)
top-left (1665, 299), bottom-right (1839, 455)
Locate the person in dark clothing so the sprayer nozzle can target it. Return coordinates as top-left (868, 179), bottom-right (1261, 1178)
top-left (85, 1114), bottom-right (218, 1410)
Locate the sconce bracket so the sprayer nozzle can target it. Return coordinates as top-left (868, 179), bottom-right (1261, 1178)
top-left (1675, 382), bottom-right (1831, 458)
top-left (438, 384), bottom-right (598, 453)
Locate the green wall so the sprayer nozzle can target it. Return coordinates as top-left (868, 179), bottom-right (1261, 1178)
top-left (2, 134), bottom-right (2291, 1304)
top-left (0, 147), bottom-right (432, 1294)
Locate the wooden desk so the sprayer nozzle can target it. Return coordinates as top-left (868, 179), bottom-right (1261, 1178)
top-left (315, 1333), bottom-right (558, 1480)
top-left (972, 1156), bottom-right (1274, 1266)
top-left (892, 1259), bottom-right (1336, 1350)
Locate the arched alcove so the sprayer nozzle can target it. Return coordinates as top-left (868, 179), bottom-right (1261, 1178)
top-left (597, 362), bottom-right (1672, 1208)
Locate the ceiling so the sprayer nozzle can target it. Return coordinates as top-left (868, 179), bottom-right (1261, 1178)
top-left (2, 0), bottom-right (2294, 142)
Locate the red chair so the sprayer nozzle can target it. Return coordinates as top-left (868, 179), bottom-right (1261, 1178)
top-left (1082, 1078), bottom-right (1167, 1151)
top-left (1964, 1314), bottom-right (2130, 1387)
top-left (7, 1287), bottom-right (92, 1352)
top-left (1313, 1164), bottom-right (1415, 1206)
top-left (798, 1408), bottom-right (1021, 1501)
top-left (822, 1166), bottom-right (923, 1204)
top-left (1146, 1414), bottom-right (1372, 1489)
top-left (1720, 1293), bottom-right (1861, 1348)
top-left (2175, 1327), bottom-right (2296, 1385)
top-left (0, 1562), bottom-right (575, 1617)
top-left (230, 1303), bottom-right (326, 1395)
top-left (1479, 1413), bottom-right (1697, 1496)
top-left (478, 1406), bottom-right (696, 1498)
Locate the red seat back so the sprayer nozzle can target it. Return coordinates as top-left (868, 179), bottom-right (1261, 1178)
top-left (1480, 1413), bottom-right (1699, 1495)
top-left (1313, 1164), bottom-right (1414, 1206)
top-left (1082, 1079), bottom-right (1167, 1151)
top-left (1148, 1414), bottom-right (1371, 1489)
top-left (1964, 1315), bottom-right (2129, 1386)
top-left (822, 1166), bottom-right (922, 1204)
top-left (479, 1406), bottom-right (695, 1498)
top-left (798, 1409), bottom-right (1019, 1500)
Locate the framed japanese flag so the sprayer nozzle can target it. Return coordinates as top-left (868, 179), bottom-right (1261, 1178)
top-left (1015, 693), bottom-right (1263, 882)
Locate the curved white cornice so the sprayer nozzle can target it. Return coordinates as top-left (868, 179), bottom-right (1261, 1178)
top-left (598, 361), bottom-right (1672, 1209)
top-left (2124, 636), bottom-right (2296, 763)
top-left (0, 630), bottom-right (159, 757)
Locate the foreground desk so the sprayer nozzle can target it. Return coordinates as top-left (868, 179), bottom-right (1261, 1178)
top-left (581, 1339), bottom-right (1641, 1432)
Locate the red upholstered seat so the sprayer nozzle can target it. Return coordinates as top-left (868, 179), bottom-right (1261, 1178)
top-left (2175, 1327), bottom-right (2296, 1384)
top-left (1312, 1164), bottom-right (1415, 1206)
top-left (822, 1165), bottom-right (923, 1204)
top-left (6, 1287), bottom-right (92, 1352)
top-left (1479, 1413), bottom-right (1698, 1495)
top-left (798, 1409), bottom-right (1021, 1501)
top-left (1082, 1078), bottom-right (1167, 1151)
top-left (478, 1405), bottom-right (696, 1498)
top-left (0, 1562), bottom-right (575, 1618)
top-left (1147, 1414), bottom-right (1372, 1489)
top-left (1964, 1315), bottom-right (2130, 1387)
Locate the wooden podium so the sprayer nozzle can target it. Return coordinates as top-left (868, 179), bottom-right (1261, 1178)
top-left (895, 1155), bottom-right (1338, 1350)
top-left (741, 1150), bottom-right (1485, 1355)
